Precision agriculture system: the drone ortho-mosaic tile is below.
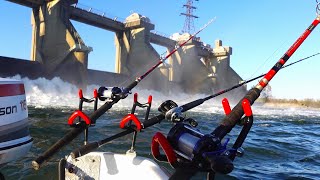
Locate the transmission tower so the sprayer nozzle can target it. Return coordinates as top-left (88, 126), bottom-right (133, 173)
top-left (181, 0), bottom-right (199, 34)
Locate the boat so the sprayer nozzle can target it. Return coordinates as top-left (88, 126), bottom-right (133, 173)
top-left (0, 78), bottom-right (33, 165)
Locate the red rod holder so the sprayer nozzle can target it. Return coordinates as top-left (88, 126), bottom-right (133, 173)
top-left (151, 132), bottom-right (177, 166)
top-left (68, 110), bottom-right (91, 125)
top-left (119, 114), bottom-right (142, 131)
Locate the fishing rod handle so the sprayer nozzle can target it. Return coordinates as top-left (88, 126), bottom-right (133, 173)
top-left (32, 101), bottom-right (116, 170)
top-left (70, 142), bottom-right (99, 159)
top-left (89, 99), bottom-right (118, 121)
top-left (123, 81), bottom-right (138, 94)
top-left (143, 114), bottom-right (165, 128)
top-left (71, 114), bottom-right (165, 159)
top-left (32, 127), bottom-right (84, 170)
top-left (212, 88), bottom-right (260, 139)
top-left (71, 129), bottom-right (135, 159)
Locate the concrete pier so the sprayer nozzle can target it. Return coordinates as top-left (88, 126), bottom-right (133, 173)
top-left (30, 0), bottom-right (91, 87)
top-left (206, 40), bottom-right (246, 99)
top-left (168, 34), bottom-right (215, 94)
top-left (115, 13), bottom-right (169, 91)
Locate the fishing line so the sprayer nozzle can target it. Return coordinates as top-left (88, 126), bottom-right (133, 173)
top-left (72, 2), bottom-right (170, 88)
top-left (117, 50), bottom-right (168, 88)
top-left (317, 0), bottom-right (320, 15)
top-left (248, 40), bottom-right (289, 80)
top-left (117, 18), bottom-right (216, 88)
top-left (180, 35), bottom-right (289, 103)
top-left (186, 40), bottom-right (289, 103)
top-left (184, 50), bottom-right (320, 111)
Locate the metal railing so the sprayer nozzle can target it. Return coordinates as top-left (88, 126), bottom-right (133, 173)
top-left (151, 30), bottom-right (173, 40)
top-left (71, 3), bottom-right (125, 23)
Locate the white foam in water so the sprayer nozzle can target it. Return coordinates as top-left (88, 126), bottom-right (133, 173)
top-left (4, 75), bottom-right (320, 117)
top-left (3, 75), bottom-right (196, 109)
top-left (4, 75), bottom-right (221, 112)
top-left (7, 75), bottom-right (79, 108)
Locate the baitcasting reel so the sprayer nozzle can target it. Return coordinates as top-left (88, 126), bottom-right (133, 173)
top-left (97, 86), bottom-right (131, 101)
top-left (167, 123), bottom-right (234, 174)
top-left (158, 100), bottom-right (198, 127)
top-left (153, 98), bottom-right (254, 175)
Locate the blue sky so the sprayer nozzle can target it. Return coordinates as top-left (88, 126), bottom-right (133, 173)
top-left (1, 0), bottom-right (320, 99)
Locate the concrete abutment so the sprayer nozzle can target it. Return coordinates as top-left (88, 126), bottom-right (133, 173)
top-left (30, 0), bottom-right (91, 87)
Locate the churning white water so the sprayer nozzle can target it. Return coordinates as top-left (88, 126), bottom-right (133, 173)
top-left (5, 75), bottom-right (320, 118)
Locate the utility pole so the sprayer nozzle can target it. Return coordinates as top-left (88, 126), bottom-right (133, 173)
top-left (181, 0), bottom-right (199, 34)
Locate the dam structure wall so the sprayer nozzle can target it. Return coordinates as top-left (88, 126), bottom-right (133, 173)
top-left (2, 0), bottom-right (246, 97)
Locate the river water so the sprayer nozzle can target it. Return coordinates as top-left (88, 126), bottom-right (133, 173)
top-left (0, 77), bottom-right (319, 180)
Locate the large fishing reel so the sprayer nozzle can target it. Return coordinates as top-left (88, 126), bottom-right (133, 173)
top-left (167, 123), bottom-right (234, 174)
top-left (153, 98), bottom-right (253, 177)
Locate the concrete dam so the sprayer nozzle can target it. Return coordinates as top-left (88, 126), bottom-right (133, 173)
top-left (1, 0), bottom-right (246, 97)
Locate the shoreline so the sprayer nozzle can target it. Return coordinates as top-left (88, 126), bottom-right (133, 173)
top-left (257, 98), bottom-right (320, 109)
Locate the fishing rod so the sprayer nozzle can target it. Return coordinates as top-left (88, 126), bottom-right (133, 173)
top-left (69, 51), bottom-right (319, 159)
top-left (31, 18), bottom-right (215, 170)
top-left (178, 51), bottom-right (320, 114)
top-left (211, 15), bottom-right (320, 140)
top-left (178, 17), bottom-right (320, 113)
top-left (156, 14), bottom-right (320, 179)
top-left (65, 13), bottom-right (320, 180)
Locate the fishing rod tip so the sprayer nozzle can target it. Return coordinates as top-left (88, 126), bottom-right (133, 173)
top-left (208, 17), bottom-right (217, 24)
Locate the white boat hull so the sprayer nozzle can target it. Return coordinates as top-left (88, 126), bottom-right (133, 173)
top-left (65, 151), bottom-right (169, 180)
